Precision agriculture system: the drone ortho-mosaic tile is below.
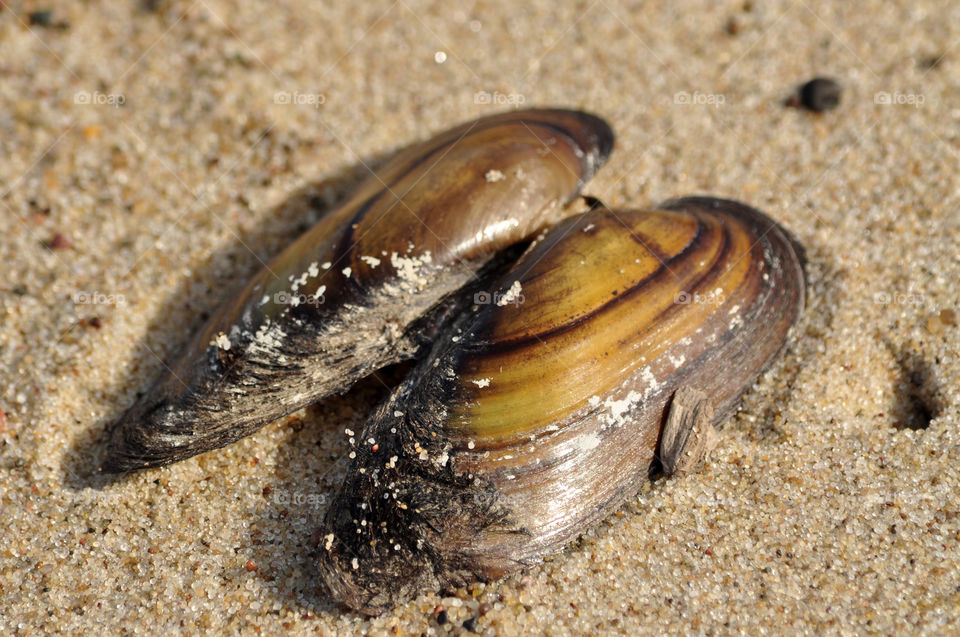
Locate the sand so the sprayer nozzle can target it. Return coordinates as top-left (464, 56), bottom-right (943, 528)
top-left (2, 0), bottom-right (959, 634)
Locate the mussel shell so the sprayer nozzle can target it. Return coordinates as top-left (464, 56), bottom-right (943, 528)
top-left (102, 109), bottom-right (613, 472)
top-left (318, 197), bottom-right (805, 614)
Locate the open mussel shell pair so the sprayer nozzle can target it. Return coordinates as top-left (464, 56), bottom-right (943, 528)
top-left (102, 109), bottom-right (806, 615)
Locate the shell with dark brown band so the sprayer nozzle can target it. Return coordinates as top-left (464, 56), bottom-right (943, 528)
top-left (102, 109), bottom-right (614, 473)
top-left (317, 197), bottom-right (806, 614)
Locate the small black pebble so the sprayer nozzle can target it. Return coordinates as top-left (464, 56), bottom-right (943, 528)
top-left (28, 10), bottom-right (69, 29)
top-left (436, 610), bottom-right (448, 625)
top-left (463, 617), bottom-right (478, 631)
top-left (724, 16), bottom-right (740, 36)
top-left (795, 77), bottom-right (842, 112)
top-left (28, 10), bottom-right (54, 26)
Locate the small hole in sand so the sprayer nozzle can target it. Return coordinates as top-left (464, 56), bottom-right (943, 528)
top-left (890, 349), bottom-right (941, 430)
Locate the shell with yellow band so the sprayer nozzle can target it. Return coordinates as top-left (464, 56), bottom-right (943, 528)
top-left (318, 197), bottom-right (806, 614)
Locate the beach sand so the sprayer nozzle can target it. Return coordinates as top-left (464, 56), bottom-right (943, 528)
top-left (2, 0), bottom-right (959, 634)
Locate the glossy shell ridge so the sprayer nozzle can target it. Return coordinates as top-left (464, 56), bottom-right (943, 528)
top-left (103, 109), bottom-right (614, 472)
top-left (318, 197), bottom-right (806, 613)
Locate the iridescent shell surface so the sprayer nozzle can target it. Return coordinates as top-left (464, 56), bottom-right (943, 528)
top-left (98, 108), bottom-right (807, 619)
top-left (103, 109), bottom-right (613, 472)
top-left (318, 198), bottom-right (806, 613)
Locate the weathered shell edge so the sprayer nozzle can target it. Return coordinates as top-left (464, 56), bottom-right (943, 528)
top-left (102, 109), bottom-right (614, 472)
top-left (317, 197), bottom-right (806, 614)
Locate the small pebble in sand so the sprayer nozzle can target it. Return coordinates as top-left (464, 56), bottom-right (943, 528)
top-left (787, 77), bottom-right (842, 112)
top-left (80, 316), bottom-right (103, 329)
top-left (45, 233), bottom-right (73, 250)
top-left (28, 10), bottom-right (54, 26)
top-left (919, 53), bottom-right (945, 70)
top-left (82, 125), bottom-right (102, 140)
top-left (926, 308), bottom-right (957, 334)
top-left (28, 10), bottom-right (69, 29)
top-left (724, 16), bottom-right (740, 36)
